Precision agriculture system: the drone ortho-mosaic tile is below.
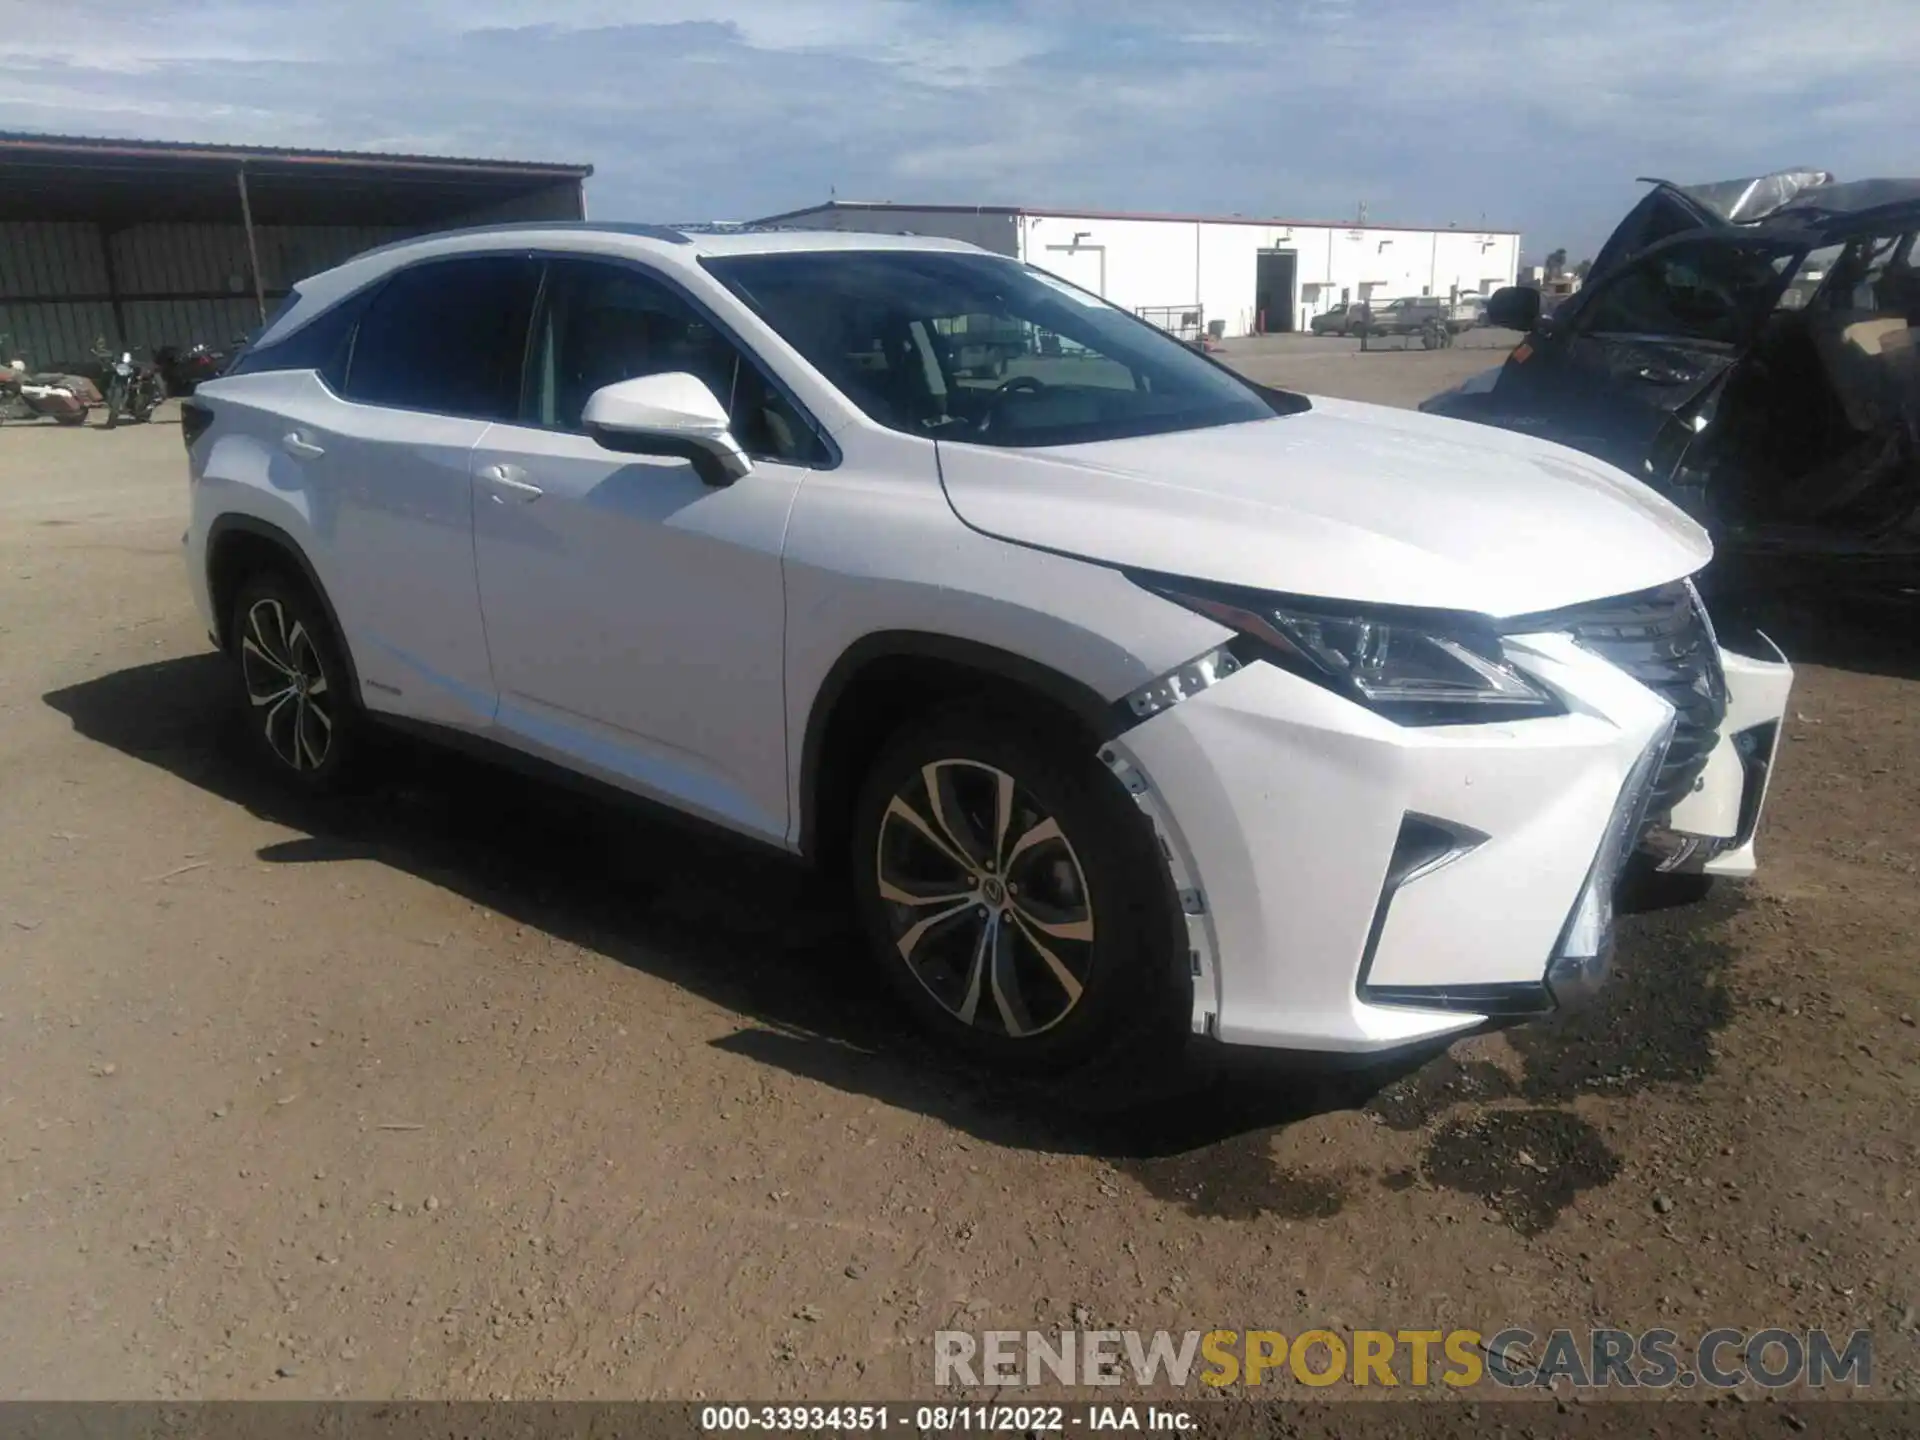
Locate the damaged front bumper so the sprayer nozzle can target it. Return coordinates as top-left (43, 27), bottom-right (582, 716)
top-left (1102, 634), bottom-right (1686, 1054)
top-left (1098, 623), bottom-right (1792, 1057)
top-left (1642, 633), bottom-right (1794, 877)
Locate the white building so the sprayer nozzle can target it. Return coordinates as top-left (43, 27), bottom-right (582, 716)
top-left (752, 201), bottom-right (1521, 338)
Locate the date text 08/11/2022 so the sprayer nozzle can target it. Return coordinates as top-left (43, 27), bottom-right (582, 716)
top-left (699, 1404), bottom-right (1195, 1431)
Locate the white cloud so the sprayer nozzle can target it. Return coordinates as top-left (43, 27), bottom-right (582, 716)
top-left (2, 0), bottom-right (1917, 254)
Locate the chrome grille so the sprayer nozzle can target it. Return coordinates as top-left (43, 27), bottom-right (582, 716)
top-left (1509, 581), bottom-right (1726, 819)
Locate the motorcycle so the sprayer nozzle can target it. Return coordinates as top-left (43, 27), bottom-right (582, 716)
top-left (94, 339), bottom-right (165, 428)
top-left (154, 340), bottom-right (233, 397)
top-left (1, 338), bottom-right (99, 426)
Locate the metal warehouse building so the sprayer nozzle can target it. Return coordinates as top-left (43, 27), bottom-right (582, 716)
top-left (0, 132), bottom-right (591, 369)
top-left (754, 201), bottom-right (1521, 339)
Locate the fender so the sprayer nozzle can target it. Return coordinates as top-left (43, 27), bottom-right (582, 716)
top-left (204, 513), bottom-right (365, 702)
top-left (796, 630), bottom-right (1122, 860)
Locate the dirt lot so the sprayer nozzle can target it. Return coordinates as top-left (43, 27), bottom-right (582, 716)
top-left (2, 346), bottom-right (1917, 1402)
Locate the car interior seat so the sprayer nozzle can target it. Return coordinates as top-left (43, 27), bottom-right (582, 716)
top-left (1809, 312), bottom-right (1906, 434)
top-left (1803, 245), bottom-right (1920, 434)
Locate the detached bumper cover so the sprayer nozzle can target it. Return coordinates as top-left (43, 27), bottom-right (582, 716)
top-left (1106, 632), bottom-right (1679, 1053)
top-left (1650, 634), bottom-right (1794, 877)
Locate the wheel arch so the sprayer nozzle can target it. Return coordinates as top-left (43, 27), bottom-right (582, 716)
top-left (205, 515), bottom-right (362, 700)
top-left (798, 631), bottom-right (1123, 868)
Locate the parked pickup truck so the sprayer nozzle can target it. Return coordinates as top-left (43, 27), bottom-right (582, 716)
top-left (1309, 302), bottom-right (1361, 336)
top-left (1450, 294), bottom-right (1489, 330)
top-left (1355, 297), bottom-right (1457, 347)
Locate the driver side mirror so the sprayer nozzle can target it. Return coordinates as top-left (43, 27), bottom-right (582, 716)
top-left (582, 372), bottom-right (753, 487)
top-left (1485, 286), bottom-right (1543, 333)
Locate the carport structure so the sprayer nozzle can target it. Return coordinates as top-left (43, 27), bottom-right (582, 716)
top-left (0, 132), bottom-right (591, 367)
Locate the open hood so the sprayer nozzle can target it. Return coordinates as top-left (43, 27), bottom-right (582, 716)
top-left (935, 399), bottom-right (1712, 620)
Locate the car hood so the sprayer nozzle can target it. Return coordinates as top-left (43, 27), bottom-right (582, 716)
top-left (935, 396), bottom-right (1712, 618)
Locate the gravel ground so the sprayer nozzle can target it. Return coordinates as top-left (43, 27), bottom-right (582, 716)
top-left (1, 355), bottom-right (1915, 1402)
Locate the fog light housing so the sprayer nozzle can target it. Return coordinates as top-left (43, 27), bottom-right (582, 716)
top-left (1546, 712), bottom-right (1676, 1008)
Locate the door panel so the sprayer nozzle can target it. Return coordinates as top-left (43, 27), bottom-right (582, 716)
top-left (315, 251), bottom-right (543, 728)
top-left (1508, 333), bottom-right (1735, 470)
top-left (469, 255), bottom-right (823, 843)
top-left (228, 371), bottom-right (498, 729)
top-left (1493, 236), bottom-right (1795, 471)
top-left (311, 396), bottom-right (499, 726)
top-left (470, 427), bottom-right (800, 839)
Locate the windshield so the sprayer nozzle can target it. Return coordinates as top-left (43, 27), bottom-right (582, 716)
top-left (702, 250), bottom-right (1287, 447)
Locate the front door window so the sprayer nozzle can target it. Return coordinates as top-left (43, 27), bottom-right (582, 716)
top-left (523, 260), bottom-right (829, 466)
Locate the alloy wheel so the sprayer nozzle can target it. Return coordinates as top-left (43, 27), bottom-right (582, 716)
top-left (240, 597), bottom-right (333, 771)
top-left (874, 758), bottom-right (1096, 1038)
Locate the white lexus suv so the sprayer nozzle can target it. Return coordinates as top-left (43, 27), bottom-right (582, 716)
top-left (180, 222), bottom-right (1794, 1070)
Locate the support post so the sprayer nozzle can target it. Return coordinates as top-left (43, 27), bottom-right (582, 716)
top-left (99, 223), bottom-right (126, 350)
top-left (236, 163), bottom-right (267, 326)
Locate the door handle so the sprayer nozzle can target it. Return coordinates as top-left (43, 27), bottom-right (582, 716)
top-left (281, 432), bottom-right (325, 461)
top-left (479, 463), bottom-right (543, 502)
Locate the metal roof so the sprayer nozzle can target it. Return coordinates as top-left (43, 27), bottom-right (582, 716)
top-left (0, 131), bottom-right (591, 226)
top-left (752, 199), bottom-right (1521, 237)
top-left (0, 131), bottom-right (590, 177)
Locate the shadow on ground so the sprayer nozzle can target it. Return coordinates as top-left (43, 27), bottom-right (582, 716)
top-left (44, 654), bottom-right (1739, 1228)
top-left (1359, 890), bottom-right (1740, 1234)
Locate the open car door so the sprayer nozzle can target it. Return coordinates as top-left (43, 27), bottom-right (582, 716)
top-left (1488, 230), bottom-right (1807, 475)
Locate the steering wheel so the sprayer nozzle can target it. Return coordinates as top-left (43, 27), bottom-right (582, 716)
top-left (973, 374), bottom-right (1047, 436)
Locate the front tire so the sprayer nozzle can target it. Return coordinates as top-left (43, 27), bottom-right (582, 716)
top-left (850, 706), bottom-right (1185, 1073)
top-left (230, 571), bottom-right (360, 791)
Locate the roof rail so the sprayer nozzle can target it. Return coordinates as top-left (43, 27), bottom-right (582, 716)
top-left (668, 220), bottom-right (836, 236)
top-left (352, 222), bottom-right (692, 264)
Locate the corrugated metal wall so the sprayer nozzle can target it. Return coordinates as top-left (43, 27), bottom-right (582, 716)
top-left (0, 222), bottom-right (110, 365)
top-left (1, 221), bottom-right (402, 367)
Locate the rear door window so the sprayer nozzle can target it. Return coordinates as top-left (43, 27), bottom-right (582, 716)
top-left (345, 255), bottom-right (542, 420)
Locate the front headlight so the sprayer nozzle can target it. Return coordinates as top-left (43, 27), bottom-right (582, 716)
top-left (1135, 575), bottom-right (1562, 725)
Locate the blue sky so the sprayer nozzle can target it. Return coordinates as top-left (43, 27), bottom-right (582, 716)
top-left (3, 0), bottom-right (1916, 259)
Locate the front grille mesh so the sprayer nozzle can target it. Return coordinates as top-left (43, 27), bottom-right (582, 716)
top-left (1510, 582), bottom-right (1726, 819)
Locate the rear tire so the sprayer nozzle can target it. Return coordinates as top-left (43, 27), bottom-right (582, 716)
top-left (229, 570), bottom-right (361, 793)
top-left (850, 704), bottom-right (1186, 1073)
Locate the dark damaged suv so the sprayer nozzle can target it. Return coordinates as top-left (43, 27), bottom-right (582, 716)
top-left (1423, 169), bottom-right (1920, 606)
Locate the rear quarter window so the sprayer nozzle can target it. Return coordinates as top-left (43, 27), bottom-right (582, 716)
top-left (225, 291), bottom-right (368, 390)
